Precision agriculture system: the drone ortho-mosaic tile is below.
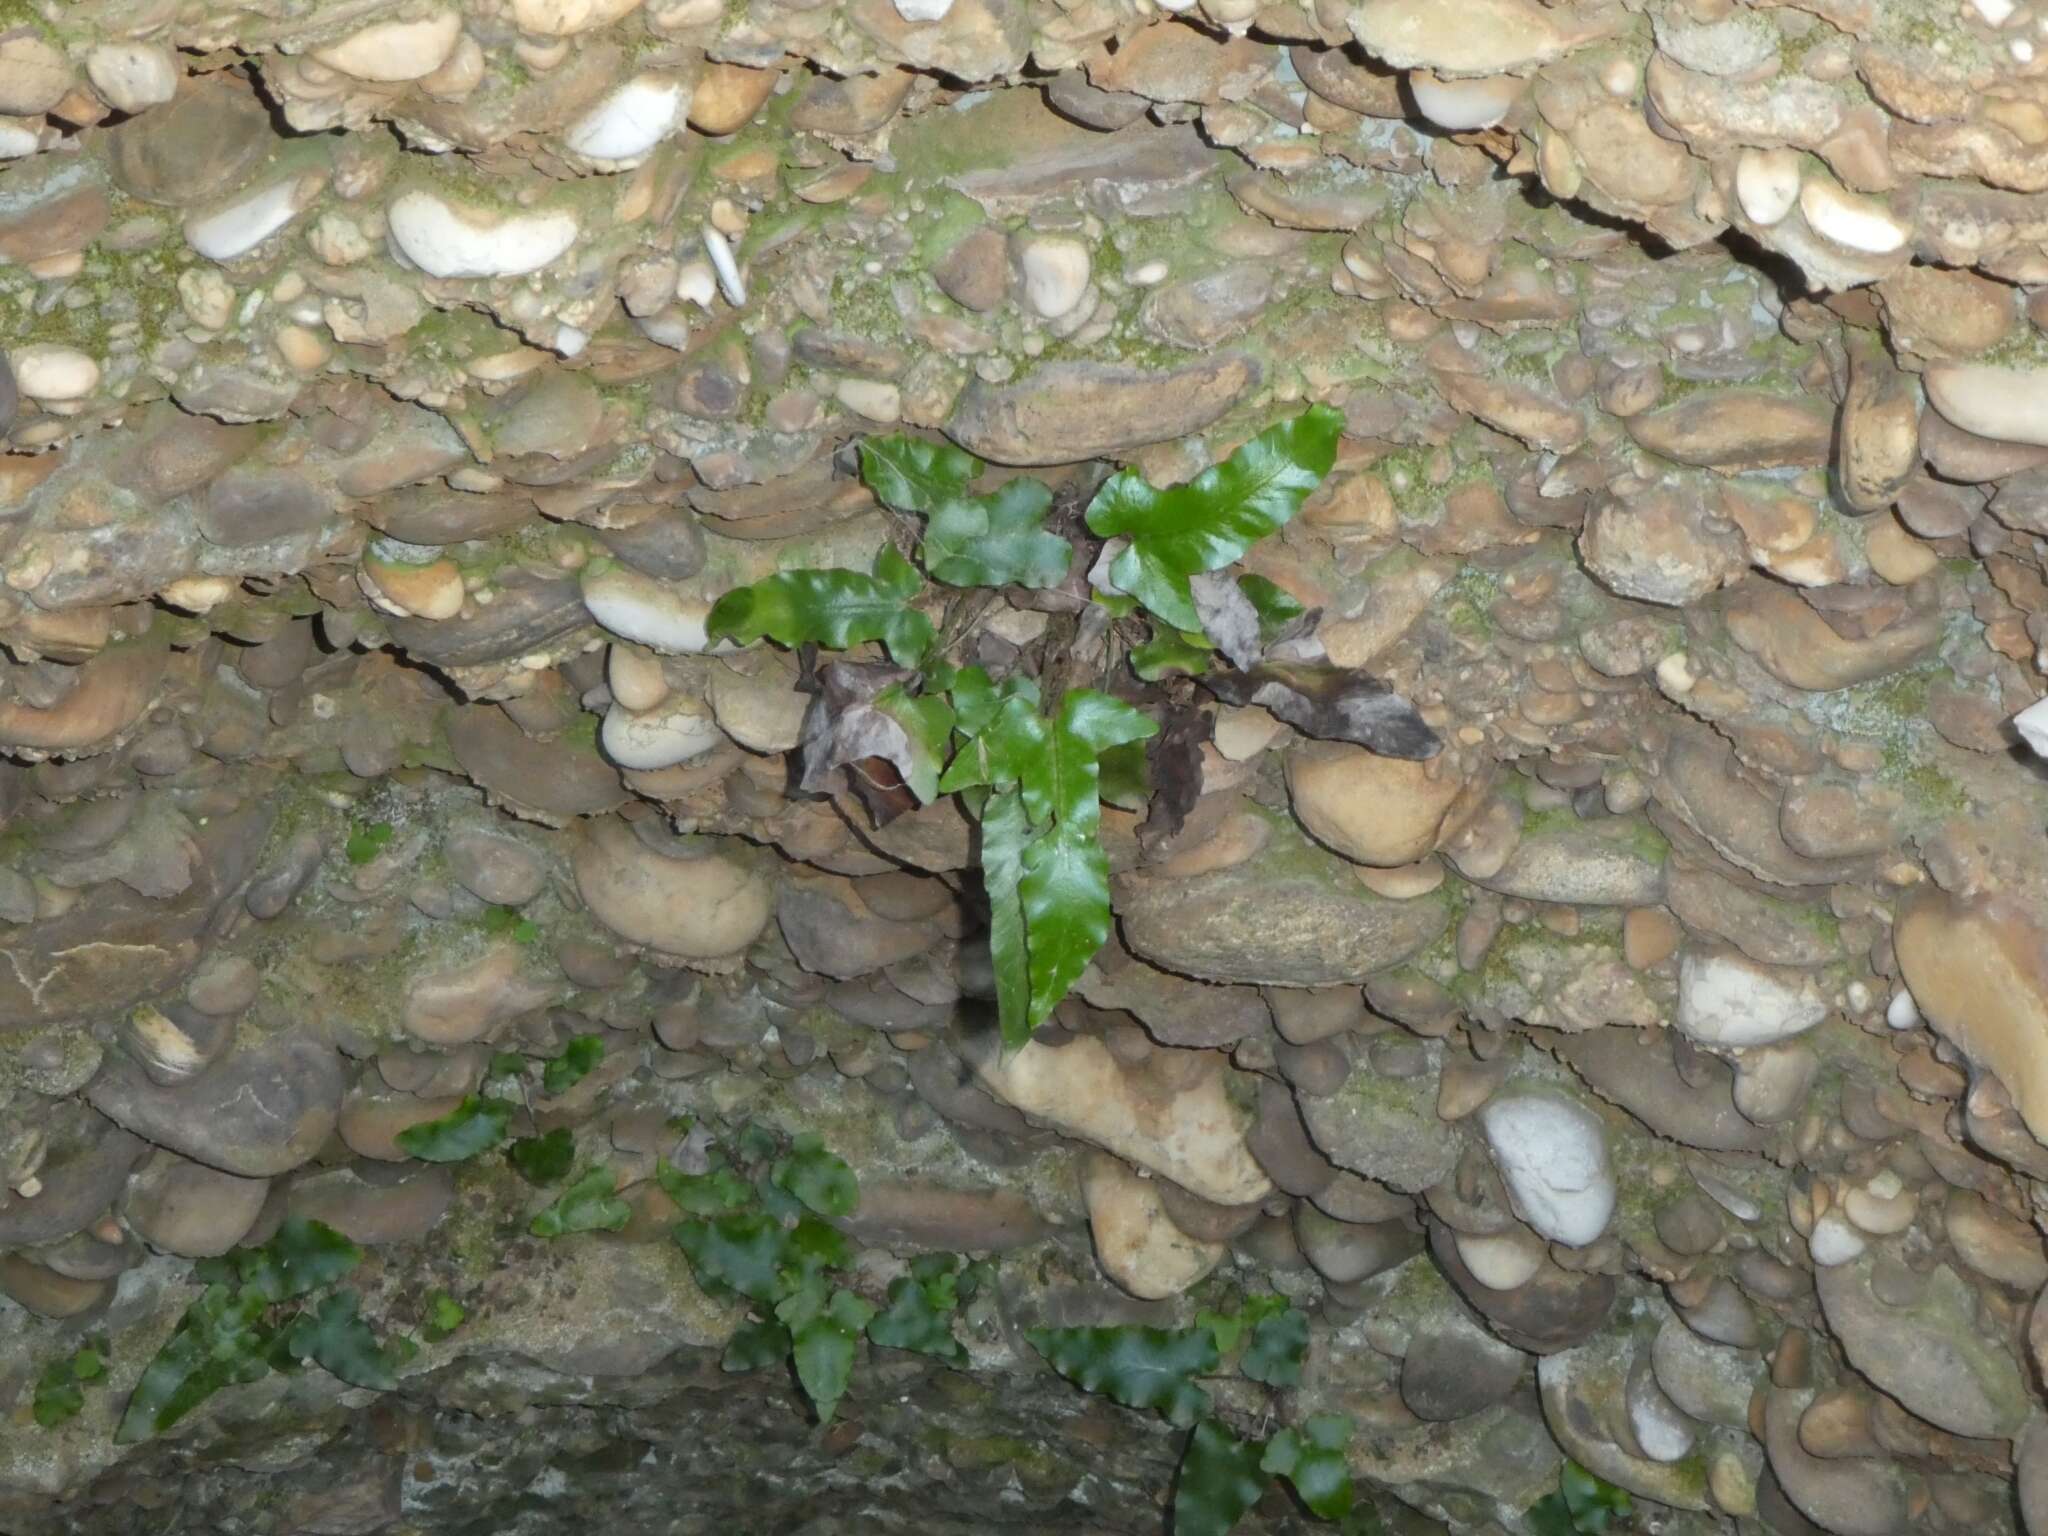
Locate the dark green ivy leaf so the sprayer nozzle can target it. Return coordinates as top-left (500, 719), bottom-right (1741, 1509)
top-left (1173, 1417), bottom-right (1268, 1536)
top-left (541, 1034), bottom-right (603, 1096)
top-left (1085, 405), bottom-right (1343, 634)
top-left (866, 1274), bottom-right (966, 1363)
top-left (656, 1158), bottom-right (752, 1216)
top-left (706, 545), bottom-right (933, 666)
top-left (529, 1166), bottom-right (630, 1239)
top-left (1526, 1494), bottom-right (1576, 1536)
top-left (508, 1127), bottom-right (576, 1185)
top-left (1025, 1325), bottom-right (1218, 1428)
top-left (1130, 628), bottom-right (1213, 681)
top-left (921, 479), bottom-right (1073, 590)
top-left (1261, 1414), bottom-right (1354, 1520)
top-left (780, 1286), bottom-right (875, 1424)
top-left (721, 1316), bottom-right (792, 1373)
top-left (1235, 574), bottom-right (1306, 640)
top-left (675, 1209), bottom-right (787, 1305)
top-left (284, 1289), bottom-right (399, 1391)
top-left (1240, 1307), bottom-right (1309, 1388)
top-left (772, 1133), bottom-right (860, 1220)
top-left (858, 434), bottom-right (981, 512)
top-left (394, 1095), bottom-right (512, 1164)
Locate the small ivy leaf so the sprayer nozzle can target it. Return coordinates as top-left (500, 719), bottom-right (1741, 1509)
top-left (529, 1166), bottom-right (631, 1239)
top-left (344, 822), bottom-right (394, 865)
top-left (508, 1127), bottom-right (576, 1185)
top-left (866, 1275), bottom-right (967, 1363)
top-left (1025, 1325), bottom-right (1218, 1428)
top-left (32, 1375), bottom-right (83, 1428)
top-left (1196, 1309), bottom-right (1245, 1358)
top-left (722, 1316), bottom-right (793, 1373)
top-left (1240, 1307), bottom-right (1309, 1388)
top-left (1085, 404), bottom-right (1343, 633)
top-left (394, 1095), bottom-right (512, 1164)
top-left (977, 784), bottom-right (1034, 1051)
top-left (1199, 660), bottom-right (1440, 759)
top-left (676, 1209), bottom-right (787, 1305)
top-left (1131, 628), bottom-right (1213, 681)
top-left (541, 1034), bottom-right (604, 1097)
top-left (707, 545), bottom-right (933, 666)
top-left (656, 1158), bottom-right (753, 1215)
top-left (1560, 1461), bottom-right (1632, 1533)
top-left (858, 434), bottom-right (981, 512)
top-left (1173, 1417), bottom-right (1269, 1536)
top-left (115, 1285), bottom-right (274, 1443)
top-left (772, 1134), bottom-right (860, 1220)
top-left (423, 1291), bottom-right (466, 1342)
top-left (284, 1290), bottom-right (399, 1391)
top-left (785, 1287), bottom-right (875, 1424)
top-left (908, 1253), bottom-right (963, 1309)
top-left (922, 479), bottom-right (1074, 590)
top-left (1261, 1415), bottom-right (1354, 1520)
top-left (956, 1258), bottom-right (996, 1302)
top-left (949, 667), bottom-right (1040, 740)
top-left (782, 1212), bottom-right (855, 1290)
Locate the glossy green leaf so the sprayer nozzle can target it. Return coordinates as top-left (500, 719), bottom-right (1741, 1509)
top-left (721, 1316), bottom-right (792, 1373)
top-left (115, 1285), bottom-right (273, 1443)
top-left (772, 1133), bottom-right (860, 1220)
top-left (781, 1286), bottom-right (875, 1424)
top-left (782, 1212), bottom-right (854, 1289)
top-left (909, 1253), bottom-right (962, 1308)
top-left (1526, 1493), bottom-right (1576, 1536)
top-left (423, 1291), bottom-right (466, 1342)
top-left (1240, 1306), bottom-right (1309, 1387)
top-left (1261, 1414), bottom-right (1354, 1520)
top-left (541, 1034), bottom-right (604, 1096)
top-left (394, 1095), bottom-right (512, 1164)
top-left (1085, 405), bottom-right (1343, 634)
top-left (529, 1166), bottom-right (630, 1238)
top-left (1017, 820), bottom-right (1112, 1033)
top-left (706, 545), bottom-right (933, 666)
top-left (1025, 1325), bottom-right (1218, 1428)
top-left (866, 1274), bottom-right (966, 1363)
top-left (284, 1290), bottom-right (398, 1391)
top-left (675, 1209), bottom-right (787, 1305)
top-left (1097, 739), bottom-right (1150, 811)
top-left (508, 1127), bottom-right (576, 1185)
top-left (1173, 1417), bottom-right (1268, 1536)
top-left (974, 785), bottom-right (1033, 1048)
top-left (921, 479), bottom-right (1072, 589)
top-left (858, 434), bottom-right (981, 512)
top-left (30, 1339), bottom-right (108, 1429)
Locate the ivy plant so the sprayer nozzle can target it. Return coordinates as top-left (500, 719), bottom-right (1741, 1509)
top-left (343, 820), bottom-right (394, 865)
top-left (1528, 1462), bottom-right (1633, 1536)
top-left (707, 407), bottom-right (1438, 1050)
top-left (660, 1121), bottom-right (980, 1424)
top-left (32, 1336), bottom-right (110, 1427)
top-left (116, 1217), bottom-right (415, 1443)
top-left (1025, 1297), bottom-right (1353, 1536)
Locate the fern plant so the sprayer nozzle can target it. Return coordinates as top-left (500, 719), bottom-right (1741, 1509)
top-left (707, 406), bottom-right (1436, 1050)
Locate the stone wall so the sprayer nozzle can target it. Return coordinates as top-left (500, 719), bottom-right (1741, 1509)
top-left (6, 0), bottom-right (2048, 1533)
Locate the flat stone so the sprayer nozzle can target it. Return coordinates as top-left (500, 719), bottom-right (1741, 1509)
top-left (87, 1030), bottom-right (343, 1177)
top-left (944, 355), bottom-right (1256, 465)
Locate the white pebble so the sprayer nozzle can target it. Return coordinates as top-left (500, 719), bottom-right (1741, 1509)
top-left (85, 43), bottom-right (177, 114)
top-left (564, 74), bottom-right (685, 161)
top-left (1479, 1090), bottom-right (1615, 1247)
top-left (1885, 987), bottom-right (1922, 1030)
top-left (387, 190), bottom-right (579, 279)
top-left (703, 225), bottom-right (746, 307)
top-left (11, 344), bottom-right (100, 402)
top-left (185, 174), bottom-right (321, 262)
top-left (1808, 1210), bottom-right (1867, 1267)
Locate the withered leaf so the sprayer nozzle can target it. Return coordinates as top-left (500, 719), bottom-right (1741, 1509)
top-left (1201, 661), bottom-right (1439, 759)
top-left (1140, 704), bottom-right (1210, 853)
top-left (796, 661), bottom-right (955, 827)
